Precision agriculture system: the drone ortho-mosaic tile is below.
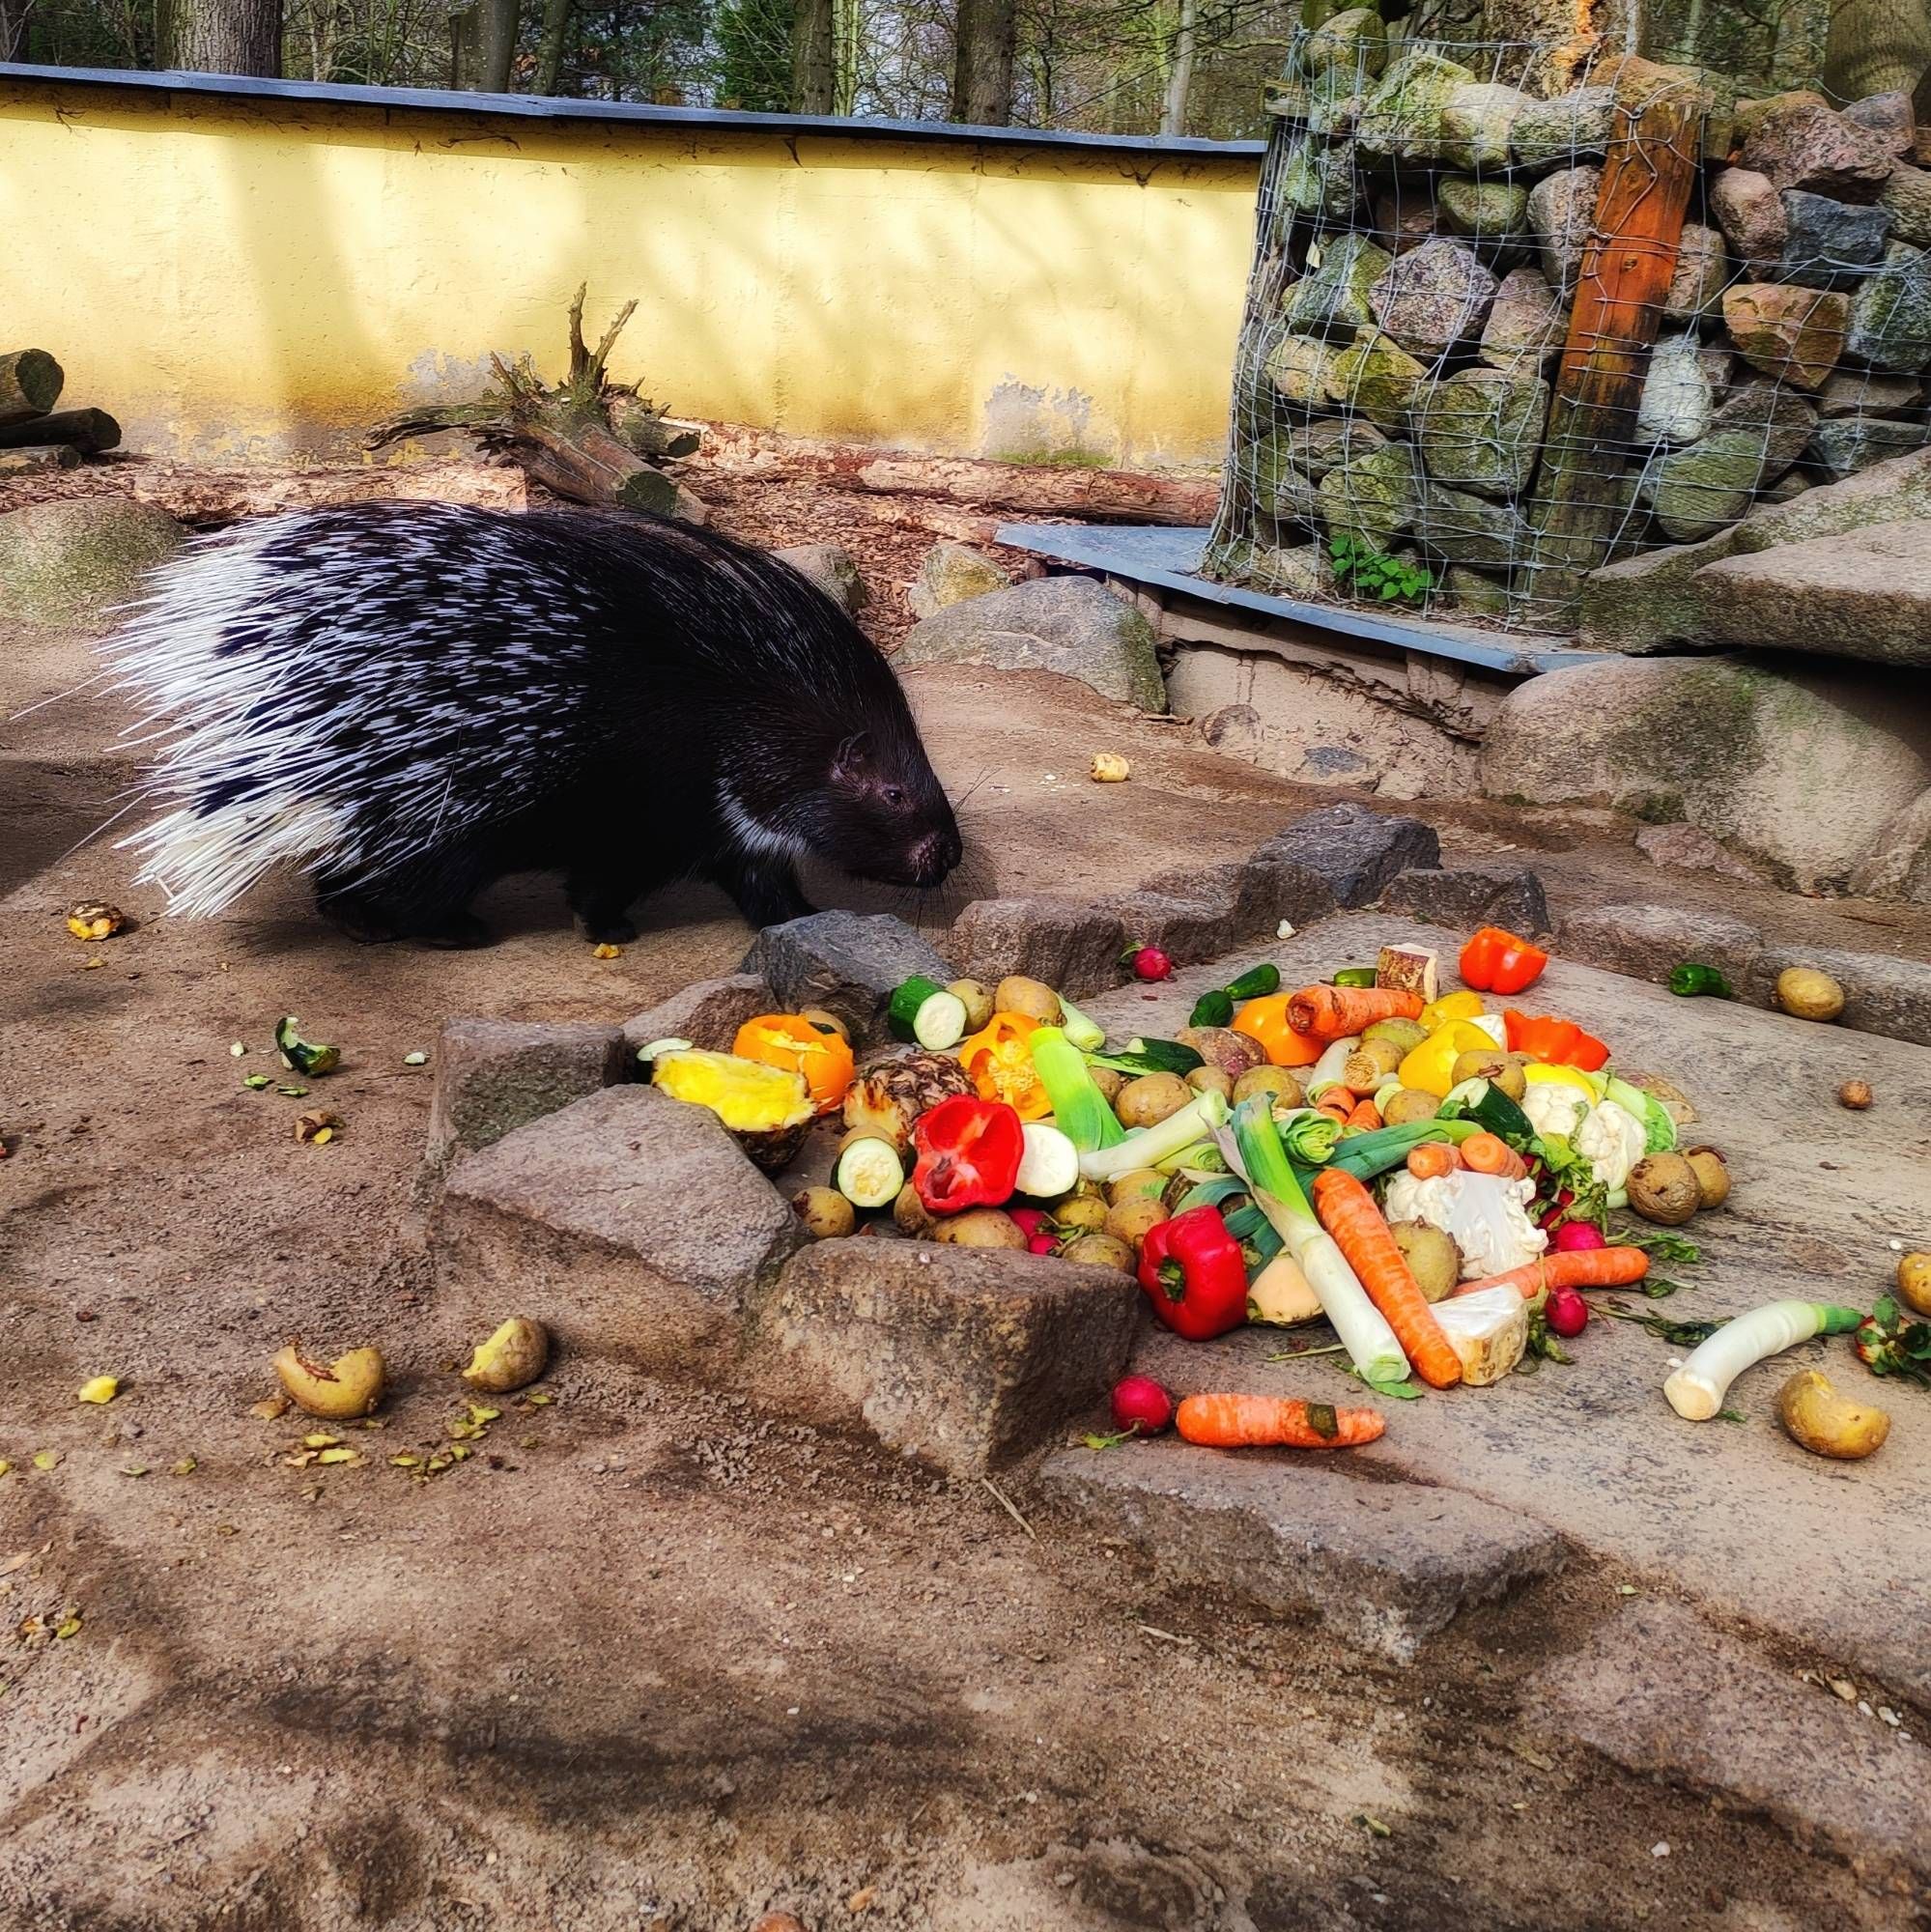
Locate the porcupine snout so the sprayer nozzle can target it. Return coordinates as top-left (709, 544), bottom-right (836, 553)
top-left (906, 822), bottom-right (963, 888)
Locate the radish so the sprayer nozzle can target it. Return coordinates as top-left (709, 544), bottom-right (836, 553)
top-left (1550, 1220), bottom-right (1606, 1253)
top-left (1545, 1288), bottom-right (1589, 1337)
top-left (1125, 946), bottom-right (1174, 982)
top-left (1110, 1375), bottom-right (1175, 1435)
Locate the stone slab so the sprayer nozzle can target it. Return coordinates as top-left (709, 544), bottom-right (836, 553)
top-left (1377, 863), bottom-right (1550, 937)
top-left (1040, 1438), bottom-right (1566, 1664)
top-left (620, 973), bottom-right (775, 1058)
top-left (760, 1242), bottom-right (1141, 1477)
top-left (433, 1084), bottom-right (805, 1376)
top-left (946, 896), bottom-right (1127, 1000)
top-left (1746, 941), bottom-right (1931, 1046)
top-left (1246, 802), bottom-right (1440, 907)
top-left (1556, 903), bottom-right (1765, 990)
top-left (1692, 522), bottom-right (1931, 666)
top-left (742, 911), bottom-right (955, 1043)
top-left (424, 1018), bottom-right (628, 1173)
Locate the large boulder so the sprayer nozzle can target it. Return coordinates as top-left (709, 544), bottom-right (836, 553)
top-left (1721, 282), bottom-right (1849, 388)
top-left (1845, 242), bottom-right (1931, 372)
top-left (1690, 521), bottom-right (1931, 666)
top-left (1732, 442), bottom-right (1931, 550)
top-left (1850, 786), bottom-right (1931, 901)
top-left (1478, 266), bottom-right (1567, 375)
top-left (1775, 191), bottom-right (1894, 288)
top-left (1576, 529), bottom-right (1745, 652)
top-left (0, 497), bottom-right (184, 631)
top-left (1409, 366), bottom-right (1547, 497)
top-left (1369, 238), bottom-right (1497, 357)
top-left (894, 575), bottom-right (1165, 711)
top-left (1737, 91), bottom-right (1897, 200)
top-left (904, 541), bottom-right (1009, 619)
top-left (1527, 165), bottom-right (1601, 298)
top-left (1282, 232), bottom-right (1392, 336)
top-left (1709, 167), bottom-right (1785, 276)
top-left (1321, 331), bottom-right (1428, 429)
top-left (1480, 656), bottom-right (1931, 893)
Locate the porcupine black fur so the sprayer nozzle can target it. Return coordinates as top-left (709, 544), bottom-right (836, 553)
top-left (105, 500), bottom-right (962, 945)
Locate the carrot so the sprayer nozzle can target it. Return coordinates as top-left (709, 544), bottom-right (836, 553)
top-left (1459, 1131), bottom-right (1528, 1179)
top-left (1343, 1094), bottom-right (1383, 1132)
top-left (1176, 1392), bottom-right (1386, 1449)
top-left (1449, 1246), bottom-right (1652, 1299)
top-left (1406, 1141), bottom-right (1462, 1180)
top-left (1311, 1167), bottom-right (1463, 1389)
top-left (1316, 1096), bottom-right (1351, 1125)
top-left (1287, 984), bottom-right (1426, 1038)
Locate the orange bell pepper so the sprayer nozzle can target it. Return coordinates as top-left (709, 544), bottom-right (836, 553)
top-left (1230, 992), bottom-right (1323, 1067)
top-left (731, 1013), bottom-right (855, 1114)
top-left (1502, 1009), bottom-right (1610, 1072)
top-left (1460, 926), bottom-right (1548, 996)
top-left (957, 1012), bottom-right (1054, 1121)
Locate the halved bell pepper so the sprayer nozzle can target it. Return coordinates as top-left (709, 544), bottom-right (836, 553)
top-left (1231, 992), bottom-right (1323, 1067)
top-left (1459, 926), bottom-right (1548, 997)
top-left (957, 1011), bottom-right (1053, 1121)
top-left (731, 1013), bottom-right (855, 1115)
top-left (1504, 1009), bottom-right (1610, 1072)
top-left (911, 1095), bottom-right (1024, 1213)
top-left (1397, 1019), bottom-right (1501, 1098)
top-left (1418, 989), bottom-right (1487, 1031)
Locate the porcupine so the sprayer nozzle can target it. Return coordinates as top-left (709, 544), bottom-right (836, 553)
top-left (103, 500), bottom-right (963, 945)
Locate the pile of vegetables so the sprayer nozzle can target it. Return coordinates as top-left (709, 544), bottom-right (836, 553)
top-left (637, 923), bottom-right (1920, 1463)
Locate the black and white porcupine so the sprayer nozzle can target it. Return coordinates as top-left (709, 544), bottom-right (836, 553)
top-left (104, 500), bottom-right (963, 945)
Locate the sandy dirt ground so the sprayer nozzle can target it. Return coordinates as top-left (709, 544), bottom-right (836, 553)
top-left (3, 504), bottom-right (1929, 1929)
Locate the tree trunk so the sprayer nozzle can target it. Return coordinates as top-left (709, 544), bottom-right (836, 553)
top-left (450, 0), bottom-right (517, 92)
top-left (129, 459), bottom-right (530, 523)
top-left (158, 0), bottom-right (280, 75)
top-left (0, 349), bottom-right (63, 426)
top-left (952, 0), bottom-right (1017, 125)
top-left (791, 0), bottom-right (836, 112)
top-left (1823, 0), bottom-right (1931, 103)
top-left (533, 0), bottom-right (572, 93)
top-left (0, 409), bottom-right (121, 454)
top-left (0, 0), bottom-right (32, 61)
top-left (1159, 0), bottom-right (1196, 137)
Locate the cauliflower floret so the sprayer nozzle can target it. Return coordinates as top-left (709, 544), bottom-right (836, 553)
top-left (1521, 1081), bottom-right (1590, 1143)
top-left (1574, 1097), bottom-right (1647, 1192)
top-left (1381, 1169), bottom-right (1548, 1280)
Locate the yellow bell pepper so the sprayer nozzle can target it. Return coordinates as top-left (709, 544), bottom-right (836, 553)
top-left (1419, 989), bottom-right (1487, 1031)
top-left (1522, 1063), bottom-right (1604, 1099)
top-left (1398, 1020), bottom-right (1500, 1099)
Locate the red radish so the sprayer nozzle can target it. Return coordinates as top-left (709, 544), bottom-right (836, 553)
top-left (1027, 1233), bottom-right (1059, 1256)
top-left (1008, 1208), bottom-right (1046, 1237)
top-left (1109, 1374), bottom-right (1175, 1435)
top-left (1124, 945), bottom-right (1174, 982)
top-left (1546, 1288), bottom-right (1589, 1338)
top-left (1550, 1219), bottom-right (1607, 1253)
top-left (1538, 1187), bottom-right (1576, 1230)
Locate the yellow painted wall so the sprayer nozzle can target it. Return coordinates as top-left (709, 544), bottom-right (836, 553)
top-left (0, 79), bottom-right (1259, 465)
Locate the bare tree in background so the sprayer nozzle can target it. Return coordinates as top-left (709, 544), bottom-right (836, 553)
top-left (792, 0), bottom-right (836, 105)
top-left (1, 0), bottom-right (33, 57)
top-left (534, 0), bottom-right (573, 88)
top-left (952, 0), bottom-right (1016, 119)
top-left (1157, 0), bottom-right (1194, 129)
top-left (157, 0), bottom-right (280, 71)
top-left (450, 0), bottom-right (516, 86)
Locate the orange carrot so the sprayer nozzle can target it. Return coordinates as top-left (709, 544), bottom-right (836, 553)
top-left (1286, 983), bottom-right (1426, 1038)
top-left (1460, 1131), bottom-right (1528, 1179)
top-left (1406, 1141), bottom-right (1462, 1180)
top-left (1449, 1246), bottom-right (1651, 1299)
top-left (1316, 1096), bottom-right (1351, 1125)
top-left (1311, 1167), bottom-right (1463, 1389)
top-left (1343, 1094), bottom-right (1383, 1132)
top-left (1176, 1392), bottom-right (1386, 1449)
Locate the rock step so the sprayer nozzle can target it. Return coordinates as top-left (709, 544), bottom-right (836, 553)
top-left (1536, 1599), bottom-right (1930, 1886)
top-left (1038, 1438), bottom-right (1566, 1664)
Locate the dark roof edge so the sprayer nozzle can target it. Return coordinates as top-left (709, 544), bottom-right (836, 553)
top-left (0, 62), bottom-right (1266, 158)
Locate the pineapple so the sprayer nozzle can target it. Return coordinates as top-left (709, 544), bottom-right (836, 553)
top-left (841, 1052), bottom-right (978, 1154)
top-left (651, 1049), bottom-right (815, 1172)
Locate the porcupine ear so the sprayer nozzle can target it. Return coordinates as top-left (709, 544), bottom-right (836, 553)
top-left (829, 732), bottom-right (872, 783)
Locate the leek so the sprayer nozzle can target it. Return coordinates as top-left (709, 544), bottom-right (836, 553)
top-left (1224, 1097), bottom-right (1409, 1387)
top-left (1079, 1090), bottom-right (1231, 1183)
top-left (1663, 1299), bottom-right (1862, 1420)
top-left (1326, 1118), bottom-right (1480, 1182)
top-left (1304, 1035), bottom-right (1360, 1106)
top-left (1153, 1138), bottom-right (1228, 1176)
top-left (1029, 1026), bottom-right (1124, 1153)
top-left (1057, 998), bottom-right (1106, 1054)
top-left (1278, 1108), bottom-right (1343, 1164)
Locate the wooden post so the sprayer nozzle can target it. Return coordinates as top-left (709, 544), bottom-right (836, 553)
top-left (0, 408), bottom-right (121, 455)
top-left (0, 349), bottom-right (64, 427)
top-left (1519, 63), bottom-right (1706, 631)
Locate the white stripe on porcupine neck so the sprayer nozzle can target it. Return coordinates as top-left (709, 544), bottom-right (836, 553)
top-left (102, 514), bottom-right (469, 916)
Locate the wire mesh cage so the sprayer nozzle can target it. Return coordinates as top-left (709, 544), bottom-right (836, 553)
top-left (1201, 34), bottom-right (1931, 638)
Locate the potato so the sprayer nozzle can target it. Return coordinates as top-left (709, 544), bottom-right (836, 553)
top-left (791, 1186), bottom-right (856, 1240)
top-left (1089, 1065), bottom-right (1127, 1105)
top-left (947, 980), bottom-right (995, 1033)
top-left (1683, 1146), bottom-right (1730, 1210)
top-left (462, 1317), bottom-right (551, 1394)
top-left (1777, 1369), bottom-right (1890, 1461)
top-left (1775, 965), bottom-right (1846, 1023)
top-left (1390, 1221), bottom-right (1460, 1302)
top-left (1234, 1065), bottom-right (1304, 1108)
top-left (935, 1208), bottom-right (1028, 1249)
top-left (1186, 1065), bottom-right (1234, 1102)
top-left (273, 1343), bottom-right (385, 1419)
top-left (1176, 1026), bottom-right (1265, 1078)
top-left (1115, 1071), bottom-right (1193, 1129)
top-left (1449, 1050), bottom-right (1526, 1101)
top-left (1062, 1232), bottom-right (1137, 1273)
top-left (1838, 1079), bottom-right (1873, 1110)
top-left (1105, 1167), bottom-right (1167, 1207)
top-left (1378, 1087), bottom-right (1440, 1127)
top-left (1362, 1017), bottom-right (1427, 1056)
top-left (1627, 1151), bottom-right (1701, 1225)
top-left (994, 975), bottom-right (1063, 1025)
top-left (1104, 1197), bottom-right (1168, 1248)
top-left (893, 1182), bottom-right (936, 1238)
top-left (1897, 1252), bottom-right (1931, 1318)
top-left (1054, 1194), bottom-right (1110, 1234)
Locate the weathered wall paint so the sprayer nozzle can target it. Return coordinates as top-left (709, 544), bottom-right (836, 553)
top-left (0, 79), bottom-right (1260, 465)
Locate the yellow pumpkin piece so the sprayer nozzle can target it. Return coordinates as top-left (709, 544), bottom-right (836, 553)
top-left (65, 901), bottom-right (125, 942)
top-left (76, 1376), bottom-right (120, 1405)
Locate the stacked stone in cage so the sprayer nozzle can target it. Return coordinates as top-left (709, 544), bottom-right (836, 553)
top-left (1203, 26), bottom-right (1931, 635)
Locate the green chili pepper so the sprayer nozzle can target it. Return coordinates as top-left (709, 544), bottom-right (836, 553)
top-left (1667, 962), bottom-right (1732, 999)
top-left (1332, 966), bottom-right (1378, 989)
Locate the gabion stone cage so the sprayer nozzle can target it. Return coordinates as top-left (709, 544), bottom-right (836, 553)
top-left (1202, 32), bottom-right (1931, 636)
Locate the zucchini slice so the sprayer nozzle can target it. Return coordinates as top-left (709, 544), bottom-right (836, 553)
top-left (835, 1130), bottom-right (905, 1209)
top-left (1015, 1122), bottom-right (1080, 1200)
top-left (888, 976), bottom-right (969, 1050)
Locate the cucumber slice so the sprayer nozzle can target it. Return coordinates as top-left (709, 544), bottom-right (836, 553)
top-left (1015, 1122), bottom-right (1080, 1199)
top-left (887, 976), bottom-right (968, 1049)
top-left (835, 1130), bottom-right (904, 1209)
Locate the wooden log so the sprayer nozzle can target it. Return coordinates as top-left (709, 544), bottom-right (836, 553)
top-left (0, 409), bottom-right (121, 455)
top-left (128, 458), bottom-right (530, 523)
top-left (518, 422), bottom-right (684, 518)
top-left (0, 443), bottom-right (82, 474)
top-left (1519, 73), bottom-right (1702, 632)
top-left (0, 349), bottom-right (64, 427)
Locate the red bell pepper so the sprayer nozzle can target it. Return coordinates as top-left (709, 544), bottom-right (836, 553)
top-left (1136, 1205), bottom-right (1250, 1341)
top-left (1503, 1009), bottom-right (1611, 1072)
top-left (1459, 925), bottom-right (1548, 996)
top-left (911, 1095), bottom-right (1024, 1214)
